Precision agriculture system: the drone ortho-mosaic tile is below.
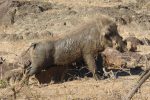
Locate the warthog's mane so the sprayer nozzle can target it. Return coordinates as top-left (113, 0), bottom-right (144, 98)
top-left (54, 15), bottom-right (116, 52)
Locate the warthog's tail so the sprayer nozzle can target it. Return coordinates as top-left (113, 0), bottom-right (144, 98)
top-left (21, 43), bottom-right (37, 57)
top-left (16, 43), bottom-right (37, 69)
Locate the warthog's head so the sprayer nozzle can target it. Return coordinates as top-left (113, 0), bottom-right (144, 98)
top-left (102, 22), bottom-right (128, 52)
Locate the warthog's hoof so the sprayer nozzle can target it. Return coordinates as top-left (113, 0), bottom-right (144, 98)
top-left (94, 72), bottom-right (106, 80)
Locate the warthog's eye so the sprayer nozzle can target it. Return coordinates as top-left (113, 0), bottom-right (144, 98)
top-left (123, 40), bottom-right (127, 45)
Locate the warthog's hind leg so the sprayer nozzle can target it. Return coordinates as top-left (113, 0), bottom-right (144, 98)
top-left (83, 54), bottom-right (100, 80)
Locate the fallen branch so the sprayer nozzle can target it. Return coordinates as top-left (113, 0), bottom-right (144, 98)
top-left (125, 67), bottom-right (150, 100)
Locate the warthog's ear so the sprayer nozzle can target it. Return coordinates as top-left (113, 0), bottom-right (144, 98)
top-left (102, 23), bottom-right (117, 38)
top-left (102, 27), bottom-right (112, 40)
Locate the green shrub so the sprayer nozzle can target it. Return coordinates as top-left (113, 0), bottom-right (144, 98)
top-left (0, 80), bottom-right (7, 88)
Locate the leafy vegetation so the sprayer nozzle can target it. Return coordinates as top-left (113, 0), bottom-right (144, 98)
top-left (0, 80), bottom-right (7, 88)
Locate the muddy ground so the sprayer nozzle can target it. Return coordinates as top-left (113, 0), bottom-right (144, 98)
top-left (0, 0), bottom-right (150, 100)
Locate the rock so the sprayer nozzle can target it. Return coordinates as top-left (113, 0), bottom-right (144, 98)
top-left (0, 0), bottom-right (53, 27)
top-left (102, 48), bottom-right (127, 69)
top-left (102, 48), bottom-right (148, 69)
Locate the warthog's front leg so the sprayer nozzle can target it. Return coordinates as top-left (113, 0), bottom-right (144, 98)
top-left (83, 54), bottom-right (100, 80)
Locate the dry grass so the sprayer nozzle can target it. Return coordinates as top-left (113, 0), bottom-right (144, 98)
top-left (1, 77), bottom-right (149, 100)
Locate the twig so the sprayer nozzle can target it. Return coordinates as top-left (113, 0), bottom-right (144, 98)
top-left (0, 66), bottom-right (2, 80)
top-left (143, 38), bottom-right (149, 45)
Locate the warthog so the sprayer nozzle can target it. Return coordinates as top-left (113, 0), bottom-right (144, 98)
top-left (20, 15), bottom-right (127, 84)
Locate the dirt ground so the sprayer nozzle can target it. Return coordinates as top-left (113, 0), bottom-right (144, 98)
top-left (0, 0), bottom-right (150, 100)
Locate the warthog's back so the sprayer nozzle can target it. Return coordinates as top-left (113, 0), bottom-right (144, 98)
top-left (54, 23), bottom-right (99, 64)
